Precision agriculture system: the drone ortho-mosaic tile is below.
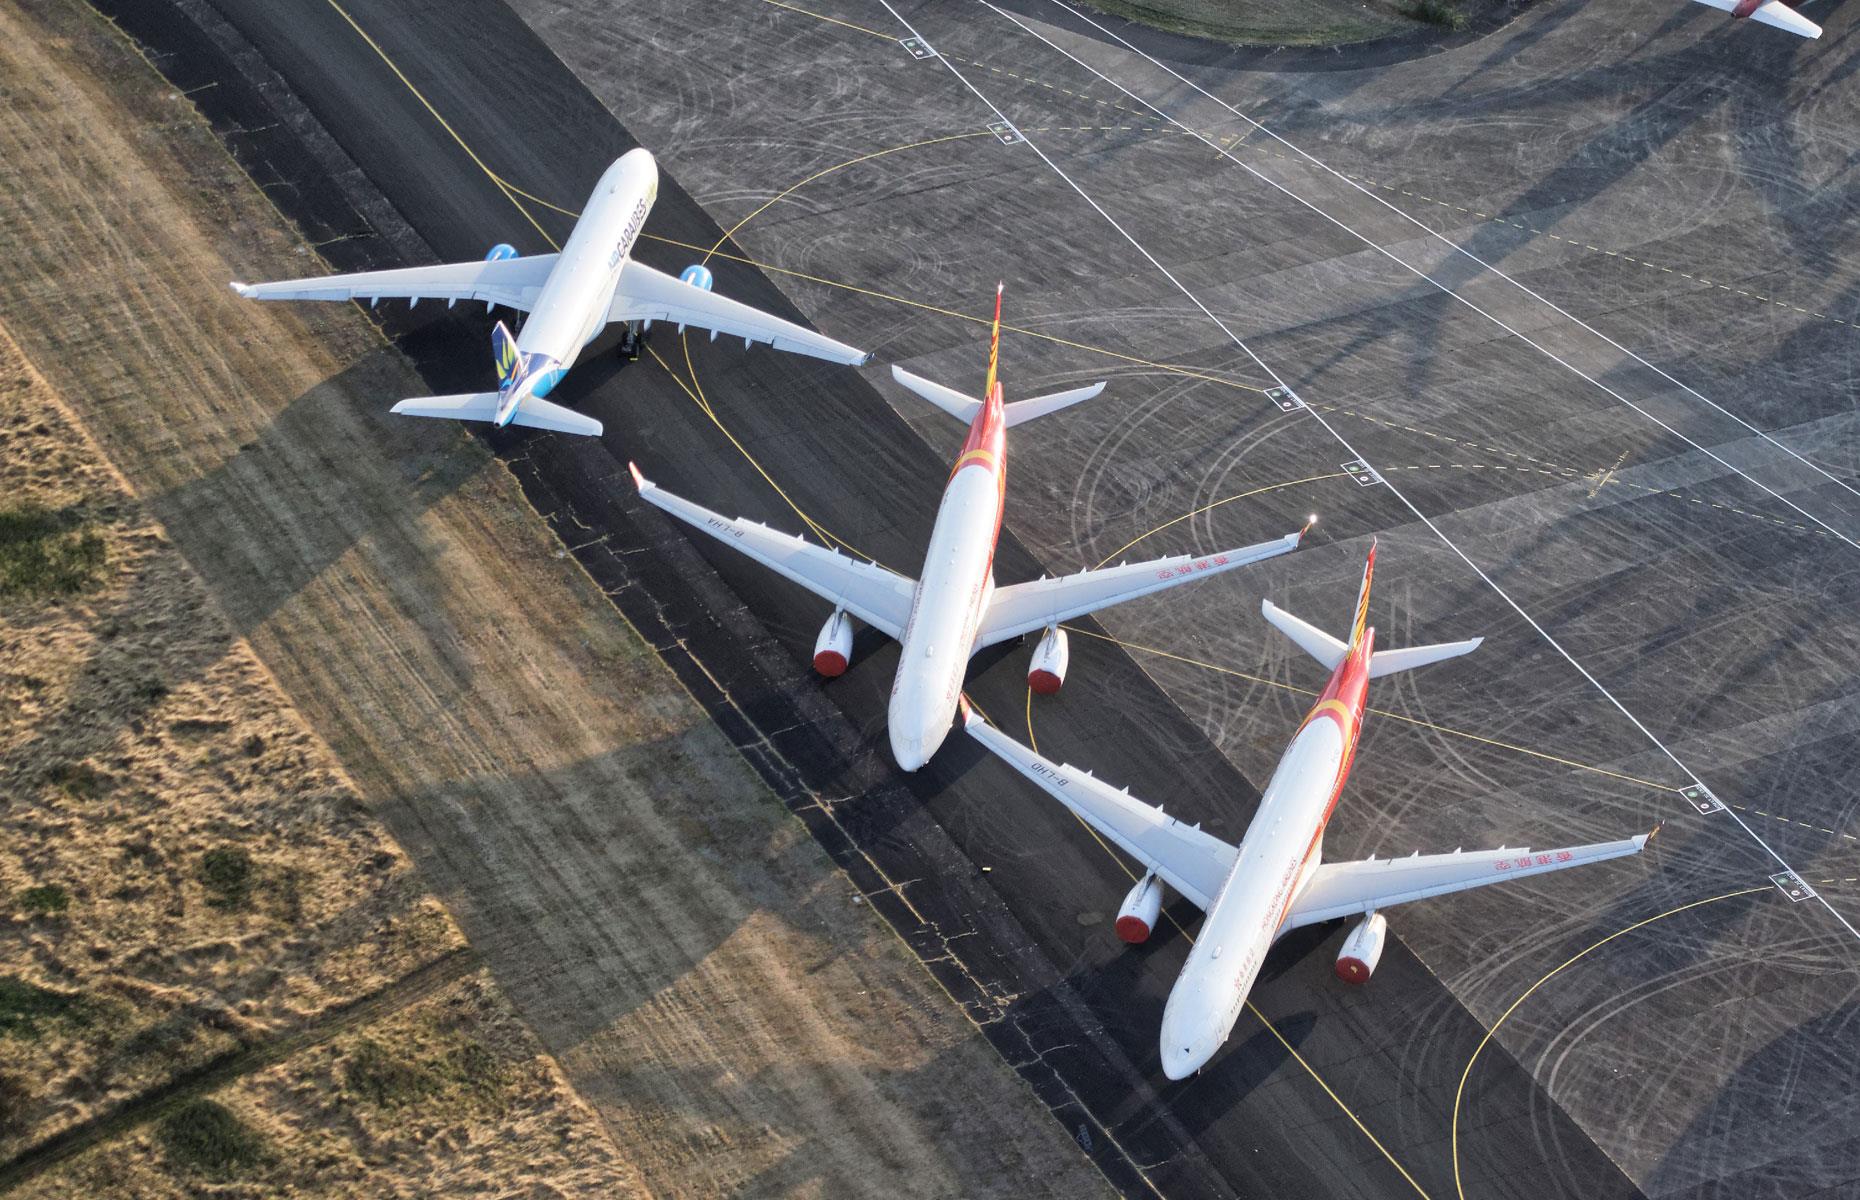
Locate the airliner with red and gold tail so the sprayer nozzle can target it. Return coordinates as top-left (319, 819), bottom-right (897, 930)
top-left (964, 543), bottom-right (1654, 1079)
top-left (630, 285), bottom-right (1305, 771)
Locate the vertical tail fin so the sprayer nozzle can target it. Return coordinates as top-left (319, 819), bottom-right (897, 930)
top-left (492, 320), bottom-right (525, 388)
top-left (1348, 538), bottom-right (1376, 651)
top-left (983, 282), bottom-right (1004, 401)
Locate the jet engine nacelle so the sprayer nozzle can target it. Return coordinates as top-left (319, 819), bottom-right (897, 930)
top-left (1335, 912), bottom-right (1388, 985)
top-left (1028, 625), bottom-right (1070, 695)
top-left (1114, 872), bottom-right (1164, 943)
top-left (485, 242), bottom-right (518, 262)
top-left (680, 264), bottom-right (715, 291)
top-left (813, 610), bottom-right (853, 677)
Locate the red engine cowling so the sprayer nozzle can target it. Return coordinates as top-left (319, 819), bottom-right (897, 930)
top-left (813, 611), bottom-right (853, 677)
top-left (1335, 912), bottom-right (1388, 985)
top-left (1114, 872), bottom-right (1164, 943)
top-left (1028, 625), bottom-right (1070, 695)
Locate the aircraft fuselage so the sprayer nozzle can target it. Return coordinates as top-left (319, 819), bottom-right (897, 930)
top-left (1159, 625), bottom-right (1372, 1079)
top-left (888, 381), bottom-right (1007, 770)
top-left (497, 148), bottom-right (660, 425)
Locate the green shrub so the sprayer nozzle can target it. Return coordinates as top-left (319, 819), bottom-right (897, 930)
top-left (45, 761), bottom-right (107, 801)
top-left (0, 976), bottom-right (85, 1040)
top-left (345, 1038), bottom-right (440, 1108)
top-left (0, 505), bottom-right (106, 599)
top-left (197, 846), bottom-right (253, 909)
top-left (156, 1098), bottom-right (265, 1178)
top-left (0, 1071), bottom-right (31, 1136)
top-left (17, 884), bottom-right (69, 916)
top-left (1401, 0), bottom-right (1466, 26)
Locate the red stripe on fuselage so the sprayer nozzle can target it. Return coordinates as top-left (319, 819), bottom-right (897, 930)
top-left (949, 378), bottom-right (1008, 573)
top-left (1279, 625), bottom-right (1375, 916)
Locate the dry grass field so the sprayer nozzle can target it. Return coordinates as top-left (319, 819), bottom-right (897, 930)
top-left (0, 0), bottom-right (1110, 1195)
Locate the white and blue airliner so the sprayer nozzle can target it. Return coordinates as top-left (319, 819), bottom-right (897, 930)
top-left (231, 148), bottom-right (870, 436)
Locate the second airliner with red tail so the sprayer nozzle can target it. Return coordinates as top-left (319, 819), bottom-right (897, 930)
top-left (965, 544), bottom-right (1654, 1078)
top-left (631, 285), bottom-right (1305, 771)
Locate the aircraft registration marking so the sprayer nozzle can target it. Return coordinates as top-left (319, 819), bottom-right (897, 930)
top-left (704, 516), bottom-right (746, 540)
top-left (1494, 851), bottom-right (1576, 871)
top-left (1155, 553), bottom-right (1230, 581)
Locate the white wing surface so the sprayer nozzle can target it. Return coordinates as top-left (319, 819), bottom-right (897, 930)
top-left (963, 710), bottom-right (1236, 909)
top-left (611, 261), bottom-right (870, 365)
top-left (1279, 833), bottom-right (1651, 932)
top-left (388, 393), bottom-right (603, 437)
top-left (630, 466), bottom-right (914, 638)
top-left (974, 531), bottom-right (1303, 649)
top-left (1687, 0), bottom-right (1821, 34)
top-left (231, 254), bottom-right (558, 311)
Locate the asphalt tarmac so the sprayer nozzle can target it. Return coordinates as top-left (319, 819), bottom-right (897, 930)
top-left (108, 0), bottom-right (1860, 1196)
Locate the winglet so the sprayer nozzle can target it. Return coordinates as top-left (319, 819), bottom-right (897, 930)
top-left (229, 281), bottom-right (253, 298)
top-left (1644, 820), bottom-right (1664, 847)
top-left (1299, 513), bottom-right (1319, 542)
top-left (627, 461), bottom-right (650, 492)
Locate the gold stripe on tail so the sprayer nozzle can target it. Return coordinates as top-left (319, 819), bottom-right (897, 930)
top-left (1349, 539), bottom-right (1377, 649)
top-left (984, 282), bottom-right (1003, 399)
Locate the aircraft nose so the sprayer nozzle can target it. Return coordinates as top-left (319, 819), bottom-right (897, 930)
top-left (1162, 1042), bottom-right (1210, 1081)
top-left (887, 713), bottom-right (952, 773)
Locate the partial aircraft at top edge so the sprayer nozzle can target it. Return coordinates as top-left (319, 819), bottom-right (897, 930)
top-left (230, 148), bottom-right (870, 437)
top-left (1691, 0), bottom-right (1822, 37)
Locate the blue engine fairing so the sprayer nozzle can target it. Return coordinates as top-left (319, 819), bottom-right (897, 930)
top-left (680, 264), bottom-right (714, 291)
top-left (485, 243), bottom-right (519, 262)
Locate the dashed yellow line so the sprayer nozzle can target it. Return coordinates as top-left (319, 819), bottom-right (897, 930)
top-left (1093, 472), bottom-right (1349, 567)
top-left (1736, 803), bottom-right (1860, 843)
top-left (1450, 887), bottom-right (1769, 1200)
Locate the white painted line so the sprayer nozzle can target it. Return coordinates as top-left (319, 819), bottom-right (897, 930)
top-left (998, 0), bottom-right (1860, 557)
top-left (873, 0), bottom-right (1860, 943)
top-left (1040, 0), bottom-right (1860, 525)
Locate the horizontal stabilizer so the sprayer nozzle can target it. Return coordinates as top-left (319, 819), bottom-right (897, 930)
top-left (389, 393), bottom-right (603, 437)
top-left (1750, 0), bottom-right (1821, 36)
top-left (1687, 0), bottom-right (1820, 35)
top-left (507, 396), bottom-right (604, 437)
top-left (891, 366), bottom-right (980, 422)
top-left (391, 393), bottom-right (501, 422)
top-left (890, 366), bottom-right (1104, 427)
top-left (1261, 599), bottom-right (1347, 670)
top-left (1368, 637), bottom-right (1482, 678)
top-left (1003, 382), bottom-right (1104, 428)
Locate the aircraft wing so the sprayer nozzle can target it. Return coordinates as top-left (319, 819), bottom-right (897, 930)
top-left (963, 708), bottom-right (1236, 910)
top-left (1688, 0), bottom-right (1820, 35)
top-left (230, 254), bottom-right (559, 311)
top-left (629, 465), bottom-right (914, 638)
top-left (1279, 832), bottom-right (1652, 932)
top-left (973, 530), bottom-right (1303, 649)
top-left (610, 260), bottom-right (871, 365)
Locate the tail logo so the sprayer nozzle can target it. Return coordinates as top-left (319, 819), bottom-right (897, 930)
top-left (1349, 541), bottom-right (1376, 649)
top-left (493, 320), bottom-right (524, 389)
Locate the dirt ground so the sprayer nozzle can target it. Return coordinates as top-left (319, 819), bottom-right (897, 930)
top-left (0, 0), bottom-right (1110, 1196)
top-left (0, 322), bottom-right (641, 1195)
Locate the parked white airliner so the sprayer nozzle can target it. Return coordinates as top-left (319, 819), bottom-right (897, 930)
top-left (631, 286), bottom-right (1305, 771)
top-left (231, 148), bottom-right (869, 436)
top-left (965, 543), bottom-right (1654, 1079)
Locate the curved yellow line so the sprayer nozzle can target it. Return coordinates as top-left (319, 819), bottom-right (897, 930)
top-left (1449, 886), bottom-right (1769, 1200)
top-left (1094, 473), bottom-right (1347, 569)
